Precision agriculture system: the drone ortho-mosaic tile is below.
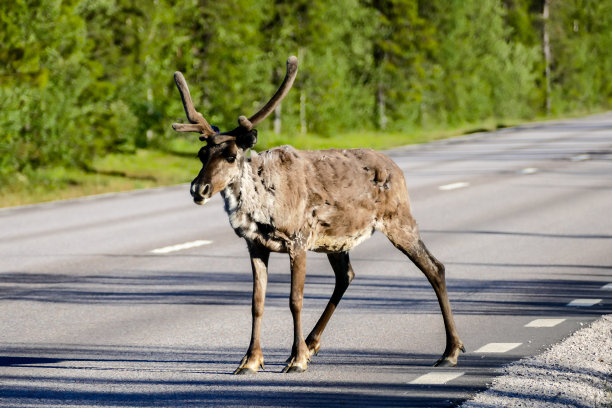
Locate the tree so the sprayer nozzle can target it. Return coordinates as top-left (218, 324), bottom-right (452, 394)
top-left (548, 0), bottom-right (612, 113)
top-left (1, 0), bottom-right (610, 186)
top-left (0, 0), bottom-right (102, 176)
top-left (422, 0), bottom-right (539, 125)
top-left (368, 0), bottom-right (434, 130)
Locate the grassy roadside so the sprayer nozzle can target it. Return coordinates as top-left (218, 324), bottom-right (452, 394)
top-left (0, 113), bottom-right (591, 209)
top-left (0, 150), bottom-right (201, 208)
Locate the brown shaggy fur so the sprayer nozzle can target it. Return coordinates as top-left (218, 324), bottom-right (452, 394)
top-left (190, 142), bottom-right (464, 374)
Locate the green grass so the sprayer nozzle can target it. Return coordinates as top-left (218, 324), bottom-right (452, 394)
top-left (256, 122), bottom-right (497, 151)
top-left (0, 115), bottom-right (564, 209)
top-left (0, 149), bottom-right (200, 208)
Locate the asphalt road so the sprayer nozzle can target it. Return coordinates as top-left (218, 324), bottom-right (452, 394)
top-left (1, 113), bottom-right (611, 407)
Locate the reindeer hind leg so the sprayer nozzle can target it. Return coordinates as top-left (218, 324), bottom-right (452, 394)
top-left (383, 218), bottom-right (465, 367)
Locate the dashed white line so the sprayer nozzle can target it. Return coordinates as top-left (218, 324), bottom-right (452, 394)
top-left (439, 182), bottom-right (470, 191)
top-left (150, 240), bottom-right (213, 254)
top-left (519, 167), bottom-right (538, 175)
top-left (601, 283), bottom-right (612, 290)
top-left (525, 318), bottom-right (566, 328)
top-left (567, 298), bottom-right (601, 307)
top-left (474, 343), bottom-right (522, 353)
top-left (410, 371), bottom-right (465, 385)
top-left (571, 153), bottom-right (590, 162)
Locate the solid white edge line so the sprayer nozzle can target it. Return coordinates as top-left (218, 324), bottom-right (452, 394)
top-left (151, 240), bottom-right (213, 254)
top-left (525, 318), bottom-right (566, 328)
top-left (439, 182), bottom-right (470, 191)
top-left (474, 343), bottom-right (522, 353)
top-left (410, 371), bottom-right (465, 385)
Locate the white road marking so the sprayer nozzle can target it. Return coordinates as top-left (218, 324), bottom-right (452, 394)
top-left (474, 343), bottom-right (522, 353)
top-left (567, 298), bottom-right (601, 307)
top-left (410, 371), bottom-right (465, 385)
top-left (519, 167), bottom-right (538, 175)
top-left (150, 240), bottom-right (213, 254)
top-left (601, 283), bottom-right (612, 290)
top-left (571, 153), bottom-right (590, 162)
top-left (525, 318), bottom-right (566, 328)
top-left (439, 182), bottom-right (470, 191)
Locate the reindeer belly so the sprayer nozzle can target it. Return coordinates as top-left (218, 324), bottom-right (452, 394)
top-left (309, 227), bottom-right (374, 253)
top-left (307, 204), bottom-right (379, 252)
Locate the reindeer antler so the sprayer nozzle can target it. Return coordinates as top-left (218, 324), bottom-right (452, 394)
top-left (172, 56), bottom-right (298, 142)
top-left (230, 56), bottom-right (298, 132)
top-left (172, 72), bottom-right (217, 138)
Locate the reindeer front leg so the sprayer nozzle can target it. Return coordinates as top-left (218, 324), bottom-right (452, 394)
top-left (234, 244), bottom-right (270, 375)
top-left (282, 248), bottom-right (310, 373)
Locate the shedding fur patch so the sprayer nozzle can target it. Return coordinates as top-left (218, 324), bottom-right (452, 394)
top-left (218, 146), bottom-right (411, 255)
top-left (309, 227), bottom-right (374, 253)
top-left (221, 160), bottom-right (283, 251)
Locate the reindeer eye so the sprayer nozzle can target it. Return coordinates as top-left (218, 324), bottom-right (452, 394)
top-left (226, 156), bottom-right (236, 163)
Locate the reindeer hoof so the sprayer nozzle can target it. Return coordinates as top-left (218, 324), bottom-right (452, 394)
top-left (434, 343), bottom-right (466, 367)
top-left (283, 365), bottom-right (305, 373)
top-left (307, 343), bottom-right (321, 358)
top-left (282, 356), bottom-right (308, 373)
top-left (234, 367), bottom-right (257, 375)
top-left (234, 353), bottom-right (264, 375)
top-left (433, 357), bottom-right (456, 367)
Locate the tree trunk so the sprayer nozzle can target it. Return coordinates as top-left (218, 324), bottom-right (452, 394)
top-left (543, 0), bottom-right (552, 114)
top-left (377, 83), bottom-right (387, 131)
top-left (298, 47), bottom-right (307, 134)
top-left (273, 104), bottom-right (282, 135)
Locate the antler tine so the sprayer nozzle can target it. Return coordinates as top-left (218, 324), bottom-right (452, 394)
top-left (172, 71), bottom-right (217, 137)
top-left (232, 56), bottom-right (298, 132)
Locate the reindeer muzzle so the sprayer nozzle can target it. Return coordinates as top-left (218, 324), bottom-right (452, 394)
top-left (191, 181), bottom-right (211, 205)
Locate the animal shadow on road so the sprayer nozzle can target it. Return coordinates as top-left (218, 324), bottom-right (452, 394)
top-left (0, 343), bottom-right (514, 407)
top-left (1, 266), bottom-right (610, 317)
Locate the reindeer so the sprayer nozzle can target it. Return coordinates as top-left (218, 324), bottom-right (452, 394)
top-left (172, 56), bottom-right (464, 374)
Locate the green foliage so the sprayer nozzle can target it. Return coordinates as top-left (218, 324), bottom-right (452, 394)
top-left (422, 0), bottom-right (540, 125)
top-left (1, 0), bottom-right (611, 186)
top-left (367, 0), bottom-right (435, 129)
top-left (548, 0), bottom-right (612, 113)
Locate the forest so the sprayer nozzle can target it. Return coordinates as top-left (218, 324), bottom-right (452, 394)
top-left (1, 0), bottom-right (612, 186)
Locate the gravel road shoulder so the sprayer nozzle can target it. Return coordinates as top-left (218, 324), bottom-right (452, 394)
top-left (461, 314), bottom-right (612, 407)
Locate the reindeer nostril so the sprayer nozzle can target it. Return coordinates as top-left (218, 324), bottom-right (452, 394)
top-left (199, 184), bottom-right (211, 197)
top-left (192, 183), bottom-right (211, 202)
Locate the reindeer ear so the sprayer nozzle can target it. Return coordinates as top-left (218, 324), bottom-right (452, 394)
top-left (236, 129), bottom-right (258, 150)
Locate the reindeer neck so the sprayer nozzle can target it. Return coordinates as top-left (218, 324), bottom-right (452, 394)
top-left (220, 158), bottom-right (280, 249)
top-left (221, 159), bottom-right (255, 214)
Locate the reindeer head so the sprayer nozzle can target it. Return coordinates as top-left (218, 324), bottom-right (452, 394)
top-left (172, 56), bottom-right (298, 205)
